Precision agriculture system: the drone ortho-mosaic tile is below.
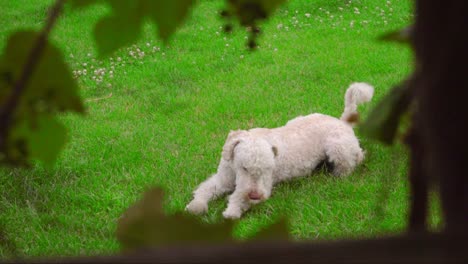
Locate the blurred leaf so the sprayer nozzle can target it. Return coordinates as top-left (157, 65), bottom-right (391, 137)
top-left (379, 25), bottom-right (414, 44)
top-left (223, 0), bottom-right (286, 49)
top-left (1, 31), bottom-right (84, 113)
top-left (146, 0), bottom-right (195, 41)
top-left (0, 31), bottom-right (84, 166)
top-left (249, 217), bottom-right (289, 241)
top-left (117, 188), bottom-right (296, 250)
top-left (11, 115), bottom-right (67, 167)
top-left (117, 188), bottom-right (234, 252)
top-left (360, 84), bottom-right (412, 145)
top-left (74, 0), bottom-right (195, 56)
top-left (94, 15), bottom-right (142, 57)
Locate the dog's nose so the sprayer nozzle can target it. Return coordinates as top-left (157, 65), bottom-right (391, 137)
top-left (248, 191), bottom-right (262, 200)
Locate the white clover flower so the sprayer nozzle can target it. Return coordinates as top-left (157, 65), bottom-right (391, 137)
top-left (277, 23), bottom-right (283, 29)
top-left (305, 13), bottom-right (311, 18)
top-left (82, 63), bottom-right (87, 67)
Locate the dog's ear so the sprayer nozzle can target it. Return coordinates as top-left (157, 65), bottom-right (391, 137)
top-left (222, 130), bottom-right (246, 161)
top-left (272, 146), bottom-right (278, 158)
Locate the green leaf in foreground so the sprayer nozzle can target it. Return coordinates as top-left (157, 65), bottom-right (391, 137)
top-left (116, 188), bottom-right (234, 252)
top-left (72, 0), bottom-right (196, 57)
top-left (11, 115), bottom-right (67, 168)
top-left (222, 0), bottom-right (287, 49)
top-left (117, 187), bottom-right (291, 251)
top-left (94, 14), bottom-right (142, 57)
top-left (0, 31), bottom-right (84, 166)
top-left (249, 217), bottom-right (289, 242)
top-left (360, 83), bottom-right (412, 145)
top-left (1, 31), bottom-right (84, 113)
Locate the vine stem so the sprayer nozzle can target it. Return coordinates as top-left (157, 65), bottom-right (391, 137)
top-left (0, 0), bottom-right (65, 150)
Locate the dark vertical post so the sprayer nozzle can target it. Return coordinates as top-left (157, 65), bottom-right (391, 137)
top-left (413, 0), bottom-right (468, 232)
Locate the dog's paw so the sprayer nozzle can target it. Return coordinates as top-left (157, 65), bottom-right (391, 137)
top-left (185, 200), bottom-right (208, 215)
top-left (222, 208), bottom-right (242, 219)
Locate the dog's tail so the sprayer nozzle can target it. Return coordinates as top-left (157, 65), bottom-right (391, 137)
top-left (340, 82), bottom-right (374, 125)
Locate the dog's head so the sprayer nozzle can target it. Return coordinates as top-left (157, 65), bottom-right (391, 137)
top-left (222, 130), bottom-right (278, 204)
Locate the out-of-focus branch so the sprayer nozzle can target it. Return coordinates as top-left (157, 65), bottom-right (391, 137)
top-left (0, 0), bottom-right (65, 151)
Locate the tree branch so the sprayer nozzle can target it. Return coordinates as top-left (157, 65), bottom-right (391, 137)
top-left (0, 0), bottom-right (65, 151)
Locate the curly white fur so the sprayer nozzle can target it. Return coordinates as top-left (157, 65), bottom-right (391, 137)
top-left (186, 82), bottom-right (374, 219)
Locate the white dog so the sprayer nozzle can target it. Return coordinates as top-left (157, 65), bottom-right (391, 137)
top-left (186, 83), bottom-right (374, 219)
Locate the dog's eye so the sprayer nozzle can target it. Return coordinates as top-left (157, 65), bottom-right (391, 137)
top-left (242, 167), bottom-right (248, 172)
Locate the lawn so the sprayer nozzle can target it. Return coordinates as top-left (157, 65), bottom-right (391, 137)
top-left (0, 0), bottom-right (420, 258)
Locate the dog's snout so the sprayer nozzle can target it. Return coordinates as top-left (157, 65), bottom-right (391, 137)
top-left (248, 191), bottom-right (263, 200)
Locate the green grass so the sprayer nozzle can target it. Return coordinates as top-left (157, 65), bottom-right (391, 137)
top-left (0, 0), bottom-right (438, 259)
